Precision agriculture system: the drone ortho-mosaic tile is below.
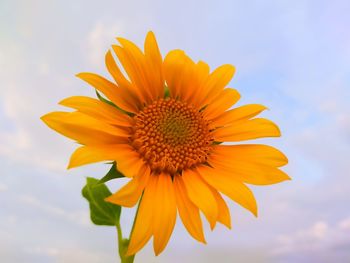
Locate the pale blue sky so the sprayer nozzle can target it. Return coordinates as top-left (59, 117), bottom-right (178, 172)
top-left (1, 0), bottom-right (350, 262)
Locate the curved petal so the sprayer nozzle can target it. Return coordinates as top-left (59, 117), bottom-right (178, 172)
top-left (215, 193), bottom-right (231, 229)
top-left (182, 169), bottom-right (218, 229)
top-left (173, 175), bottom-right (206, 243)
top-left (152, 173), bottom-right (177, 255)
top-left (41, 112), bottom-right (128, 145)
top-left (199, 64), bottom-right (236, 107)
top-left (163, 50), bottom-right (196, 100)
top-left (163, 52), bottom-right (234, 110)
top-left (144, 31), bottom-right (164, 100)
top-left (213, 118), bottom-right (281, 142)
top-left (68, 144), bottom-right (144, 178)
top-left (105, 50), bottom-right (133, 90)
top-left (209, 157), bottom-right (290, 185)
top-left (111, 148), bottom-right (146, 178)
top-left (203, 88), bottom-right (240, 120)
top-left (212, 144), bottom-right (288, 167)
top-left (211, 104), bottom-right (267, 128)
top-left (105, 165), bottom-right (150, 207)
top-left (197, 165), bottom-right (258, 216)
top-left (105, 50), bottom-right (144, 107)
top-left (209, 187), bottom-right (231, 229)
top-left (59, 96), bottom-right (132, 127)
top-left (126, 176), bottom-right (155, 256)
top-left (113, 42), bottom-right (153, 103)
top-left (76, 72), bottom-right (139, 113)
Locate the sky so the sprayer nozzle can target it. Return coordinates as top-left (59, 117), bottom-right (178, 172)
top-left (0, 0), bottom-right (350, 262)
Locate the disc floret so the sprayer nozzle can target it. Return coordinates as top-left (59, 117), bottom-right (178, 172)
top-left (131, 98), bottom-right (213, 174)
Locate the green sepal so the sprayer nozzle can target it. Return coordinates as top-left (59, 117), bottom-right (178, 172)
top-left (99, 162), bottom-right (125, 184)
top-left (120, 239), bottom-right (135, 263)
top-left (82, 177), bottom-right (121, 226)
top-left (95, 90), bottom-right (134, 116)
top-left (95, 90), bottom-right (116, 107)
top-left (164, 85), bottom-right (170, 98)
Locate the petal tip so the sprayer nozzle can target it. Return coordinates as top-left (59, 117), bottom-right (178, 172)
top-left (209, 221), bottom-right (217, 231)
top-left (146, 30), bottom-right (155, 38)
top-left (224, 221), bottom-right (232, 229)
top-left (153, 245), bottom-right (163, 256)
top-left (58, 97), bottom-right (71, 106)
top-left (40, 113), bottom-right (55, 125)
top-left (40, 114), bottom-right (47, 123)
top-left (104, 195), bottom-right (114, 204)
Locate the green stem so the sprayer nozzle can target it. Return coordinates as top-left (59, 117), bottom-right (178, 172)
top-left (116, 198), bottom-right (143, 263)
top-left (116, 217), bottom-right (135, 263)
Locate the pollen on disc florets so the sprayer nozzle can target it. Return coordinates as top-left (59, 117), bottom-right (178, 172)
top-left (131, 98), bottom-right (214, 175)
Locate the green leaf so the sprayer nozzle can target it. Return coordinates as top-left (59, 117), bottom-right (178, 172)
top-left (82, 177), bottom-right (121, 226)
top-left (99, 162), bottom-right (125, 184)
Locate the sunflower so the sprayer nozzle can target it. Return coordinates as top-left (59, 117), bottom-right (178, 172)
top-left (41, 31), bottom-right (289, 256)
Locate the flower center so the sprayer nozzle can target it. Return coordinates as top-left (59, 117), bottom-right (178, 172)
top-left (131, 98), bottom-right (213, 175)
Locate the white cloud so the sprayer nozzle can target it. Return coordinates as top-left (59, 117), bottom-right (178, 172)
top-left (0, 182), bottom-right (8, 192)
top-left (86, 21), bottom-right (124, 67)
top-left (338, 217), bottom-right (350, 230)
top-left (19, 195), bottom-right (91, 226)
top-left (272, 217), bottom-right (350, 262)
top-left (18, 194), bottom-right (90, 227)
top-left (23, 245), bottom-right (113, 263)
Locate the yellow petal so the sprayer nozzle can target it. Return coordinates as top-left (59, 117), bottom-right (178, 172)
top-left (144, 31), bottom-right (164, 100)
top-left (105, 50), bottom-right (144, 106)
top-left (163, 50), bottom-right (196, 100)
top-left (105, 50), bottom-right (133, 90)
top-left (212, 144), bottom-right (288, 167)
top-left (209, 158), bottom-right (290, 185)
top-left (182, 169), bottom-right (218, 229)
top-left (113, 42), bottom-right (153, 103)
top-left (211, 104), bottom-right (267, 128)
top-left (126, 177), bottom-right (155, 256)
top-left (173, 175), bottom-right (206, 243)
top-left (105, 165), bottom-right (150, 207)
top-left (213, 118), bottom-right (281, 142)
top-left (209, 187), bottom-right (231, 229)
top-left (76, 72), bottom-right (139, 113)
top-left (184, 61), bottom-right (212, 108)
top-left (59, 96), bottom-right (132, 127)
top-left (163, 49), bottom-right (184, 98)
top-left (41, 112), bottom-right (127, 145)
top-left (203, 88), bottom-right (241, 120)
top-left (197, 166), bottom-right (258, 216)
top-left (200, 64), bottom-right (236, 107)
top-left (195, 61), bottom-right (210, 87)
top-left (115, 149), bottom-right (146, 178)
top-left (68, 144), bottom-right (144, 178)
top-left (152, 173), bottom-right (177, 255)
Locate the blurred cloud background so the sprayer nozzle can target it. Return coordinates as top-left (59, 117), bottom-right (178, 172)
top-left (1, 0), bottom-right (350, 262)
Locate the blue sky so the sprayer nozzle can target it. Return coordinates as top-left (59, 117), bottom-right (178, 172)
top-left (1, 0), bottom-right (350, 262)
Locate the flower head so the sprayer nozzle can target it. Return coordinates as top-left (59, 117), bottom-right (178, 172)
top-left (41, 32), bottom-right (289, 256)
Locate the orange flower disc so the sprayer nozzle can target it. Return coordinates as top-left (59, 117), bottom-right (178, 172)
top-left (131, 98), bottom-right (213, 174)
